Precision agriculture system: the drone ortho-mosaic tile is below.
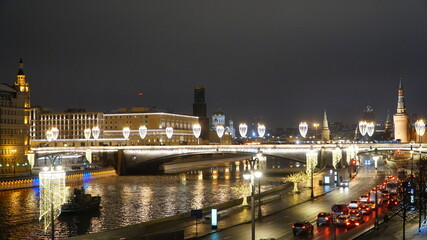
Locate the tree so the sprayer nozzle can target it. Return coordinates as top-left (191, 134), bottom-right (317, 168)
top-left (231, 183), bottom-right (251, 206)
top-left (282, 171), bottom-right (307, 193)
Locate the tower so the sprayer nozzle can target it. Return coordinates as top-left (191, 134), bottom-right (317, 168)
top-left (192, 86), bottom-right (209, 142)
top-left (321, 110), bottom-right (330, 141)
top-left (393, 77), bottom-right (410, 142)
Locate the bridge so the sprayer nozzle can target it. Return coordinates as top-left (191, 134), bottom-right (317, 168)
top-left (31, 143), bottom-right (421, 175)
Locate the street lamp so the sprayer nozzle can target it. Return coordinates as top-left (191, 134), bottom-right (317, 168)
top-left (239, 123), bottom-right (248, 138)
top-left (92, 126), bottom-right (100, 146)
top-left (415, 120), bottom-right (425, 144)
top-left (243, 157), bottom-right (262, 240)
top-left (367, 122), bottom-right (375, 138)
top-left (359, 121), bottom-right (368, 138)
top-left (139, 126), bottom-right (148, 143)
top-left (299, 122), bottom-right (308, 139)
top-left (122, 127), bottom-right (130, 145)
top-left (313, 123), bottom-right (319, 140)
top-left (192, 124), bottom-right (201, 144)
top-left (414, 119), bottom-right (425, 231)
top-left (165, 127), bottom-right (173, 144)
top-left (216, 125), bottom-right (224, 144)
top-left (257, 124), bottom-right (266, 138)
top-left (306, 149), bottom-right (318, 199)
top-left (84, 128), bottom-right (91, 146)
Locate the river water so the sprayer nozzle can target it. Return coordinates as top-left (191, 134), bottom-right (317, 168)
top-left (0, 158), bottom-right (293, 240)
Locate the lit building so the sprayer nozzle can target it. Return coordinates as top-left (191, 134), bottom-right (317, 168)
top-left (30, 109), bottom-right (104, 147)
top-left (0, 58), bottom-right (31, 174)
top-left (393, 77), bottom-right (410, 143)
top-left (30, 107), bottom-right (199, 147)
top-left (211, 108), bottom-right (225, 129)
top-left (103, 108), bottom-right (199, 146)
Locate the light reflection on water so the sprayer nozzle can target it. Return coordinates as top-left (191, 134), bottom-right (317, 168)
top-left (0, 162), bottom-right (284, 240)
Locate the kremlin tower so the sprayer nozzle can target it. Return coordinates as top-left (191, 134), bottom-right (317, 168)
top-left (393, 77), bottom-right (410, 143)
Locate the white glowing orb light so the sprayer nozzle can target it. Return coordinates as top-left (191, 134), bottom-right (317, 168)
top-left (359, 121), bottom-right (368, 136)
top-left (165, 127), bottom-right (174, 139)
top-left (257, 124), bottom-right (266, 138)
top-left (216, 125), bottom-right (225, 138)
top-left (239, 123), bottom-right (248, 138)
top-left (415, 120), bottom-right (426, 137)
top-left (51, 127), bottom-right (59, 141)
top-left (139, 126), bottom-right (148, 139)
top-left (92, 126), bottom-right (100, 140)
top-left (84, 128), bottom-right (91, 140)
top-left (46, 130), bottom-right (53, 142)
top-left (366, 122), bottom-right (375, 137)
top-left (299, 122), bottom-right (308, 138)
top-left (39, 168), bottom-right (66, 231)
top-left (122, 127), bottom-right (131, 140)
top-left (332, 148), bottom-right (342, 170)
top-left (192, 124), bottom-right (201, 139)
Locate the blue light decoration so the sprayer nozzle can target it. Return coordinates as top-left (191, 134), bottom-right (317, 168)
top-left (211, 209), bottom-right (218, 229)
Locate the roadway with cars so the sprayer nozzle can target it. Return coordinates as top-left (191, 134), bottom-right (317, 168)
top-left (196, 166), bottom-right (386, 240)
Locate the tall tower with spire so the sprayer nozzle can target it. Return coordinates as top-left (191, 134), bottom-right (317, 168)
top-left (393, 77), bottom-right (410, 142)
top-left (321, 110), bottom-right (330, 141)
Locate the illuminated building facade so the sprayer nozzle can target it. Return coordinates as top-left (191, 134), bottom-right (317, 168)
top-left (393, 78), bottom-right (410, 143)
top-left (0, 58), bottom-right (31, 174)
top-left (30, 108), bottom-right (198, 146)
top-left (321, 110), bottom-right (330, 141)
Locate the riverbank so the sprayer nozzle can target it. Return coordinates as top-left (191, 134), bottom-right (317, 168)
top-left (0, 168), bottom-right (116, 191)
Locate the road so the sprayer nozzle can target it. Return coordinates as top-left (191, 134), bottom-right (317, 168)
top-left (196, 166), bottom-right (386, 240)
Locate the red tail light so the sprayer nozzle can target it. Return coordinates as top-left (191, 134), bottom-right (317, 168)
top-left (302, 226), bottom-right (305, 229)
top-left (292, 226), bottom-right (295, 228)
top-left (355, 222), bottom-right (360, 226)
top-left (346, 222), bottom-right (350, 225)
top-left (325, 217), bottom-right (329, 220)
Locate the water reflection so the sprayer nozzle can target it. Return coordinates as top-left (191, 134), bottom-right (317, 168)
top-left (0, 158), bottom-right (290, 239)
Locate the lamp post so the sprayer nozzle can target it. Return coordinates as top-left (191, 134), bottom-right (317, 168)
top-left (84, 128), bottom-right (91, 146)
top-left (367, 122), bottom-right (375, 139)
top-left (122, 127), bottom-right (130, 146)
top-left (243, 157), bottom-right (262, 240)
top-left (299, 122), bottom-right (308, 139)
top-left (313, 123), bottom-right (319, 140)
top-left (139, 126), bottom-right (148, 144)
top-left (239, 123), bottom-right (248, 138)
top-left (192, 124), bottom-right (201, 145)
top-left (306, 149), bottom-right (318, 199)
top-left (216, 125), bottom-right (224, 144)
top-left (359, 121), bottom-right (368, 139)
top-left (372, 154), bottom-right (380, 228)
top-left (165, 127), bottom-right (173, 145)
top-left (257, 124), bottom-right (266, 138)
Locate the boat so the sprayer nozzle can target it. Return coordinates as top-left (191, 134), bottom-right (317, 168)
top-left (61, 187), bottom-right (101, 214)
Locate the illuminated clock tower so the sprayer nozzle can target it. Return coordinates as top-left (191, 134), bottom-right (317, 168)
top-left (393, 77), bottom-right (410, 143)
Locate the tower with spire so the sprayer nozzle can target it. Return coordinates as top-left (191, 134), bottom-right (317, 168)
top-left (321, 110), bottom-right (330, 141)
top-left (393, 77), bottom-right (410, 142)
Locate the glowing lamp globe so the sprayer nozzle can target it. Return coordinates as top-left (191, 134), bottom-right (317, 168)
top-left (243, 170), bottom-right (251, 180)
top-left (257, 124), bottom-right (266, 138)
top-left (358, 121), bottom-right (368, 136)
top-left (46, 130), bottom-right (53, 142)
top-left (415, 120), bottom-right (426, 137)
top-left (216, 125), bottom-right (225, 138)
top-left (139, 126), bottom-right (148, 139)
top-left (239, 123), bottom-right (248, 138)
top-left (366, 122), bottom-right (375, 137)
top-left (122, 127), bottom-right (131, 140)
top-left (299, 122), bottom-right (308, 138)
top-left (51, 127), bottom-right (59, 141)
top-left (84, 128), bottom-right (91, 140)
top-left (192, 124), bottom-right (201, 139)
top-left (254, 171), bottom-right (262, 178)
top-left (92, 126), bottom-right (100, 140)
top-left (165, 127), bottom-right (173, 139)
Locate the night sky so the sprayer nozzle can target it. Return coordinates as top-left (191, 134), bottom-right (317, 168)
top-left (1, 1), bottom-right (426, 129)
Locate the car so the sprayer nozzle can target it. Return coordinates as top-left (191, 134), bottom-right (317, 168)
top-left (331, 204), bottom-right (349, 216)
top-left (316, 212), bottom-right (333, 226)
top-left (292, 221), bottom-right (313, 236)
top-left (366, 201), bottom-right (377, 210)
top-left (335, 215), bottom-right (350, 227)
top-left (359, 204), bottom-right (372, 214)
top-left (345, 218), bottom-right (362, 228)
top-left (348, 200), bottom-right (359, 209)
top-left (359, 194), bottom-right (370, 202)
top-left (340, 180), bottom-right (350, 187)
top-left (348, 209), bottom-right (362, 218)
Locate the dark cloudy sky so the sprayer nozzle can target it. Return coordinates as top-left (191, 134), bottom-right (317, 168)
top-left (1, 1), bottom-right (426, 129)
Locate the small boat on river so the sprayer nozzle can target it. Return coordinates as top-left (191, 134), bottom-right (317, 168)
top-left (61, 187), bottom-right (101, 214)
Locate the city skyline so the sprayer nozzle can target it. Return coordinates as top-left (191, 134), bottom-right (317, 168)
top-left (1, 1), bottom-right (426, 128)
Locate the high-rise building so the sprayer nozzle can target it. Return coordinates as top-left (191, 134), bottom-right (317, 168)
top-left (0, 58), bottom-right (31, 174)
top-left (393, 77), bottom-right (410, 142)
top-left (192, 86), bottom-right (209, 142)
top-left (321, 110), bottom-right (330, 141)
